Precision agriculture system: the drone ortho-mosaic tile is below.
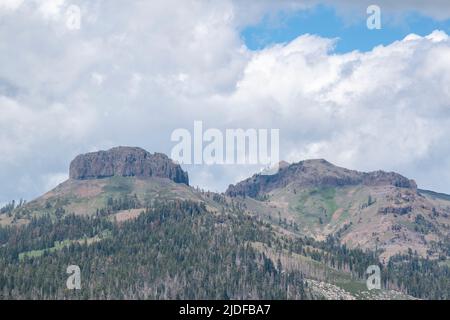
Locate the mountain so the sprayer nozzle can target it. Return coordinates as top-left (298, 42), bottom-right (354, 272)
top-left (226, 159), bottom-right (416, 197)
top-left (226, 159), bottom-right (450, 261)
top-left (6, 147), bottom-right (198, 222)
top-left (1, 148), bottom-right (449, 300)
top-left (69, 146), bottom-right (189, 184)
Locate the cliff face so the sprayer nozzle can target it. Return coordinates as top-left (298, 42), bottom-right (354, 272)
top-left (69, 146), bottom-right (189, 185)
top-left (226, 159), bottom-right (416, 198)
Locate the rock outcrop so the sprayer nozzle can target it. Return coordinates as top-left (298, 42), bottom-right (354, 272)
top-left (69, 146), bottom-right (189, 185)
top-left (226, 159), bottom-right (416, 198)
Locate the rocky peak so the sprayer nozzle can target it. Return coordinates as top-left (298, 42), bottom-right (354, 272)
top-left (226, 159), bottom-right (416, 198)
top-left (69, 146), bottom-right (189, 185)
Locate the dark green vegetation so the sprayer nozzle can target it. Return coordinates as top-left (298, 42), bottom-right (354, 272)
top-left (1, 199), bottom-right (449, 299)
top-left (386, 251), bottom-right (450, 299)
top-left (0, 200), bottom-right (309, 299)
top-left (2, 152), bottom-right (450, 300)
top-left (226, 159), bottom-right (450, 265)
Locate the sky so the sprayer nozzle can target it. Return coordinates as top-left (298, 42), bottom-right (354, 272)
top-left (1, 0), bottom-right (450, 204)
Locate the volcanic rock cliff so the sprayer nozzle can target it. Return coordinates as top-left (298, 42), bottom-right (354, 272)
top-left (69, 146), bottom-right (189, 185)
top-left (226, 159), bottom-right (416, 198)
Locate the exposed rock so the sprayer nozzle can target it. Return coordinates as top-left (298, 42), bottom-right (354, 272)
top-left (379, 206), bottom-right (413, 215)
top-left (226, 159), bottom-right (416, 198)
top-left (69, 146), bottom-right (189, 185)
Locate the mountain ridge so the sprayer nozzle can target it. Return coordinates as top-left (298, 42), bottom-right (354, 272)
top-left (1, 146), bottom-right (450, 300)
top-left (226, 159), bottom-right (417, 198)
top-left (3, 148), bottom-right (450, 261)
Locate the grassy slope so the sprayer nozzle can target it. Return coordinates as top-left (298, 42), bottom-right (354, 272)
top-left (19, 230), bottom-right (112, 261)
top-left (0, 176), bottom-right (428, 299)
top-left (239, 182), bottom-right (450, 260)
top-left (2, 175), bottom-right (449, 299)
top-left (12, 176), bottom-right (209, 220)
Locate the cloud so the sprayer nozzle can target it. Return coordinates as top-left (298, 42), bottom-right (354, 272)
top-left (1, 1), bottom-right (450, 202)
top-left (325, 0), bottom-right (450, 21)
top-left (230, 30), bottom-right (450, 192)
top-left (0, 0), bottom-right (24, 12)
top-left (36, 0), bottom-right (66, 20)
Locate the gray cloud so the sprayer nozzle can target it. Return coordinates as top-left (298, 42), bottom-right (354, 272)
top-left (326, 0), bottom-right (450, 21)
top-left (1, 0), bottom-right (450, 203)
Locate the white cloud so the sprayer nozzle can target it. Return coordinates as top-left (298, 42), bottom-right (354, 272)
top-left (231, 31), bottom-right (450, 193)
top-left (0, 0), bottom-right (23, 12)
top-left (36, 0), bottom-right (66, 20)
top-left (91, 72), bottom-right (104, 86)
top-left (1, 1), bottom-right (450, 202)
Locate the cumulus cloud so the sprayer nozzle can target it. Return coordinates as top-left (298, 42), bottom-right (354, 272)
top-left (229, 30), bottom-right (450, 187)
top-left (1, 0), bottom-right (450, 202)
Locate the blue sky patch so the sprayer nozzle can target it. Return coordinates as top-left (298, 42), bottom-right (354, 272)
top-left (241, 4), bottom-right (450, 53)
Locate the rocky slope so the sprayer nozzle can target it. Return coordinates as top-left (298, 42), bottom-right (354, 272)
top-left (2, 147), bottom-right (450, 299)
top-left (3, 147), bottom-right (193, 220)
top-left (227, 159), bottom-right (450, 261)
top-left (69, 146), bottom-right (189, 185)
top-left (226, 159), bottom-right (416, 198)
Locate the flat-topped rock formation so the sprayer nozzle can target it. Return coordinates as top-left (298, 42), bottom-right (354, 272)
top-left (69, 146), bottom-right (189, 185)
